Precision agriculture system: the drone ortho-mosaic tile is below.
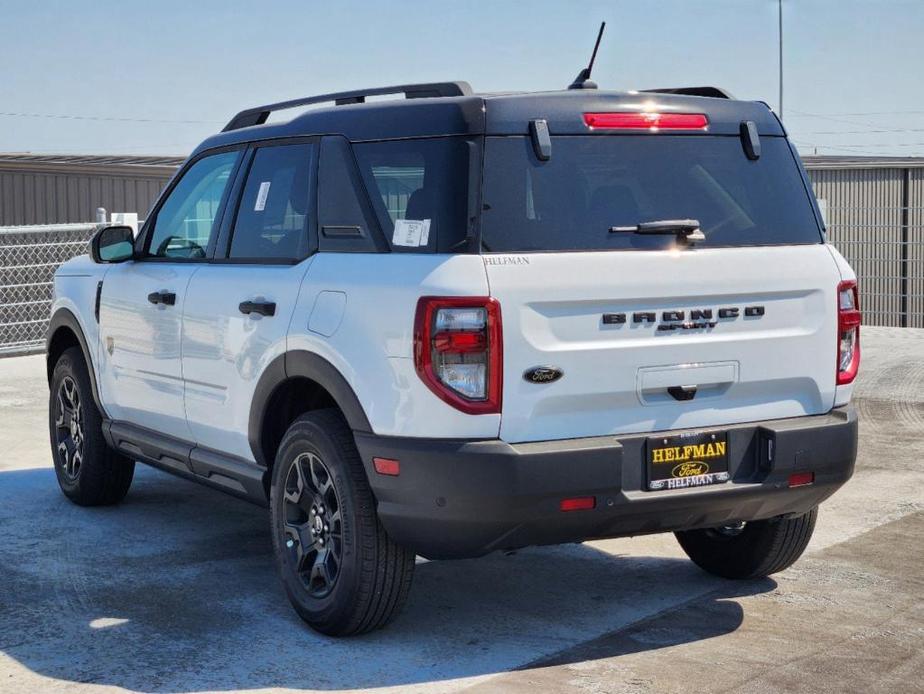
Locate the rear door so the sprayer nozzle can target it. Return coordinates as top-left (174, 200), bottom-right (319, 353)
top-left (99, 149), bottom-right (241, 439)
top-left (480, 135), bottom-right (841, 443)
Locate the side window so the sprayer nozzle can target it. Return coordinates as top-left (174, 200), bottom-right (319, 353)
top-left (353, 138), bottom-right (471, 253)
top-left (229, 143), bottom-right (315, 260)
top-left (146, 151), bottom-right (239, 259)
top-left (370, 158), bottom-right (425, 224)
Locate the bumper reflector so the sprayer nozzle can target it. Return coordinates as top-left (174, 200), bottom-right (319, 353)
top-left (373, 457), bottom-right (400, 476)
top-left (560, 496), bottom-right (596, 512)
top-left (788, 471), bottom-right (814, 488)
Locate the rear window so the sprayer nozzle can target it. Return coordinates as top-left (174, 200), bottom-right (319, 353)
top-left (352, 138), bottom-right (471, 253)
top-left (480, 136), bottom-right (821, 252)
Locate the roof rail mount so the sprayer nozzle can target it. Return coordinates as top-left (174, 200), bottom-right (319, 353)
top-left (222, 81), bottom-right (474, 132)
top-left (641, 86), bottom-right (733, 99)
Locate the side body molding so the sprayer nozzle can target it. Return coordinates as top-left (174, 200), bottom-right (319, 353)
top-left (248, 350), bottom-right (373, 467)
top-left (46, 308), bottom-right (106, 416)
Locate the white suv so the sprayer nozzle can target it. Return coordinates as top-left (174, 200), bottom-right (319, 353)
top-left (47, 81), bottom-right (860, 636)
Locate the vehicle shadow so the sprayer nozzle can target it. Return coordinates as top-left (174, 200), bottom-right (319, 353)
top-left (0, 465), bottom-right (774, 692)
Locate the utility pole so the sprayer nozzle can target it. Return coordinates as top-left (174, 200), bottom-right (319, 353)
top-left (778, 0), bottom-right (784, 119)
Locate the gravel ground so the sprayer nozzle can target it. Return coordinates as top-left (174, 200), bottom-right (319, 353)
top-left (0, 326), bottom-right (921, 694)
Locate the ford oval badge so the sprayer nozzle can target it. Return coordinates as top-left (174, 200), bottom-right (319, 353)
top-left (524, 366), bottom-right (563, 384)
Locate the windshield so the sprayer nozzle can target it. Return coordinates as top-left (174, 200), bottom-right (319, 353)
top-left (480, 135), bottom-right (822, 252)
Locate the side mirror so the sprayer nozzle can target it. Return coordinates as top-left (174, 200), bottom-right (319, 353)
top-left (91, 225), bottom-right (135, 263)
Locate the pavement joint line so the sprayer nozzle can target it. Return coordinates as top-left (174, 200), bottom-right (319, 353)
top-left (486, 508), bottom-right (924, 689)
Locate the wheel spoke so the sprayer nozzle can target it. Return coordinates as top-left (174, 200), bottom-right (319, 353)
top-left (70, 447), bottom-right (82, 478)
top-left (284, 458), bottom-right (306, 505)
top-left (310, 548), bottom-right (333, 589)
top-left (55, 390), bottom-right (69, 429)
top-left (57, 440), bottom-right (69, 470)
top-left (282, 522), bottom-right (303, 563)
top-left (327, 507), bottom-right (341, 526)
top-left (62, 378), bottom-right (77, 410)
top-left (308, 454), bottom-right (332, 496)
top-left (72, 406), bottom-right (82, 442)
top-left (285, 521), bottom-right (319, 571)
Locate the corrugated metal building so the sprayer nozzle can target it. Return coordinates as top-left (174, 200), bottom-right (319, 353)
top-left (803, 156), bottom-right (924, 328)
top-left (0, 153), bottom-right (183, 226)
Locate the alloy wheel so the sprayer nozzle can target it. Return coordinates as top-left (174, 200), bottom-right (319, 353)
top-left (282, 452), bottom-right (343, 598)
top-left (54, 376), bottom-right (83, 481)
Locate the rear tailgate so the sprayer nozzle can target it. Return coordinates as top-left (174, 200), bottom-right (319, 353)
top-left (485, 245), bottom-right (840, 443)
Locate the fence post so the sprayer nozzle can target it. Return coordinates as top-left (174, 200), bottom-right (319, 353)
top-left (96, 207), bottom-right (107, 224)
top-left (900, 169), bottom-right (909, 328)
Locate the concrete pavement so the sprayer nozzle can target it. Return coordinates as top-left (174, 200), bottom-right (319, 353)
top-left (0, 327), bottom-right (922, 693)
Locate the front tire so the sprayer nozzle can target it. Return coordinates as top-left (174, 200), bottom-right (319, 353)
top-left (49, 347), bottom-right (134, 506)
top-left (270, 410), bottom-right (414, 636)
top-left (675, 508), bottom-right (818, 579)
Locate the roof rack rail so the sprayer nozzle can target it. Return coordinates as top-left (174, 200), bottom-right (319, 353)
top-left (222, 81), bottom-right (473, 132)
top-left (641, 86), bottom-right (733, 99)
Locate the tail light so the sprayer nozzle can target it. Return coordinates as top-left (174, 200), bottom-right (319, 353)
top-left (583, 112), bottom-right (709, 131)
top-left (836, 280), bottom-right (861, 385)
top-left (414, 297), bottom-right (502, 414)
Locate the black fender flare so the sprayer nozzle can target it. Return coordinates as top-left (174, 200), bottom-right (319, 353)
top-left (248, 350), bottom-right (372, 467)
top-left (46, 308), bottom-right (107, 416)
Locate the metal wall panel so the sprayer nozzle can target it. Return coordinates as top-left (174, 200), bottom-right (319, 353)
top-left (807, 168), bottom-right (906, 327)
top-left (0, 169), bottom-right (171, 226)
top-left (909, 169), bottom-right (924, 328)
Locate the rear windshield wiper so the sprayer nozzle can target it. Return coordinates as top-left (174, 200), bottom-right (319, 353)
top-left (609, 219), bottom-right (705, 243)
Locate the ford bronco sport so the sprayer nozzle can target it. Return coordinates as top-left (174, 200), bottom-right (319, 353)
top-left (47, 79), bottom-right (859, 636)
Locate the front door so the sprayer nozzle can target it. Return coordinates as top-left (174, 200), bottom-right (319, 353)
top-left (181, 141), bottom-right (317, 461)
top-left (98, 149), bottom-right (242, 439)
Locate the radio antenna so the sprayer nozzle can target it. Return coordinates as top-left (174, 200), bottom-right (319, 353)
top-left (568, 22), bottom-right (606, 90)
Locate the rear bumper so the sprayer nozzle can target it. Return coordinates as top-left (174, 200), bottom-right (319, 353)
top-left (354, 405), bottom-right (857, 559)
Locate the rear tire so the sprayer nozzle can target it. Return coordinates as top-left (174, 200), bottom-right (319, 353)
top-left (675, 507), bottom-right (818, 579)
top-left (269, 409), bottom-right (414, 636)
top-left (48, 347), bottom-right (134, 506)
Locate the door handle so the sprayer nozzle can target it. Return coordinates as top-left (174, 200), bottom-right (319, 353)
top-left (668, 385), bottom-right (698, 402)
top-left (147, 291), bottom-right (176, 306)
top-left (239, 300), bottom-right (276, 317)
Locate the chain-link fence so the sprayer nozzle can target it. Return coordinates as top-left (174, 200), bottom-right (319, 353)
top-left (0, 223), bottom-right (97, 356)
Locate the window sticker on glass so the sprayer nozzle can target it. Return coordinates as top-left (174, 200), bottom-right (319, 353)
top-left (392, 218), bottom-right (431, 247)
top-left (254, 181), bottom-right (271, 212)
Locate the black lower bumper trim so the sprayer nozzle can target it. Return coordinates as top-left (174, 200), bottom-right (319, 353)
top-left (354, 406), bottom-right (857, 559)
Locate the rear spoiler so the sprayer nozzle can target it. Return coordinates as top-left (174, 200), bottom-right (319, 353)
top-left (641, 86), bottom-right (734, 99)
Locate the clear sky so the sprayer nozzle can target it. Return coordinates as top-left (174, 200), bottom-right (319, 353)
top-left (1, 0), bottom-right (922, 158)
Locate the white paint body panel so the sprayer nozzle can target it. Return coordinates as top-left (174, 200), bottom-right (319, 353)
top-left (97, 261), bottom-right (199, 440)
top-left (287, 253), bottom-right (499, 439)
top-left (181, 260), bottom-right (313, 460)
top-left (485, 245), bottom-right (844, 443)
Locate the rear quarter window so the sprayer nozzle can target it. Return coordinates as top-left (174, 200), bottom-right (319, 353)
top-left (352, 137), bottom-right (472, 253)
top-left (480, 135), bottom-right (822, 252)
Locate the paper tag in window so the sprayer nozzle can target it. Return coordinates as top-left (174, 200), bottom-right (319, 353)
top-left (392, 219), bottom-right (431, 247)
top-left (254, 181), bottom-right (271, 211)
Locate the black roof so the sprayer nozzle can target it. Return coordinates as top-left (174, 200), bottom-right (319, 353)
top-left (192, 85), bottom-right (784, 156)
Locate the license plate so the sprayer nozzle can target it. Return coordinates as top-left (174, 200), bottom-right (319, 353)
top-left (647, 431), bottom-right (729, 491)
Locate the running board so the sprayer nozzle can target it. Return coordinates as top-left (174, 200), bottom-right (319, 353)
top-left (103, 420), bottom-right (268, 506)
